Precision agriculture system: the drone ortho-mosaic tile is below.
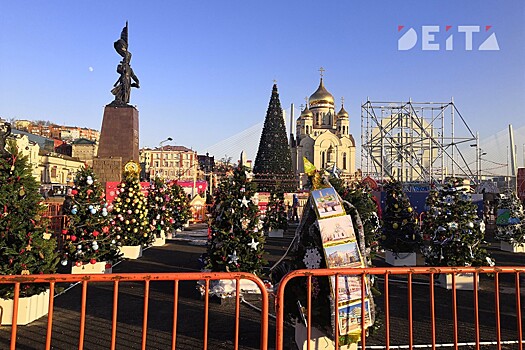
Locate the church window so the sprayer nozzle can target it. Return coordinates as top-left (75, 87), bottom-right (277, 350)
top-left (321, 151), bottom-right (326, 168)
top-left (342, 152), bottom-right (347, 170)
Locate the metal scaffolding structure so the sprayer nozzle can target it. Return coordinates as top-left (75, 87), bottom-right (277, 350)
top-left (361, 99), bottom-right (478, 184)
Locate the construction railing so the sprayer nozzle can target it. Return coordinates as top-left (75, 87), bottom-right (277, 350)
top-left (0, 272), bottom-right (269, 350)
top-left (275, 266), bottom-right (524, 350)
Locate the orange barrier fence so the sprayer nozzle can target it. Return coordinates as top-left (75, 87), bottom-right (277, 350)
top-left (1, 267), bottom-right (524, 349)
top-left (275, 266), bottom-right (524, 350)
top-left (0, 272), bottom-right (269, 350)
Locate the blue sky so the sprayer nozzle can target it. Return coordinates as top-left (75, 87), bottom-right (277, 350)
top-left (0, 1), bottom-right (523, 161)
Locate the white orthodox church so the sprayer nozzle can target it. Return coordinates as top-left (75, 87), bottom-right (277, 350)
top-left (291, 75), bottom-right (356, 187)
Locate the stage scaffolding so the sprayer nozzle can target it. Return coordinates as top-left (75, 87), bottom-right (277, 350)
top-left (361, 99), bottom-right (477, 184)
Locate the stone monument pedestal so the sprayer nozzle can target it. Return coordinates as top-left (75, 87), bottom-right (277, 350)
top-left (94, 105), bottom-right (139, 184)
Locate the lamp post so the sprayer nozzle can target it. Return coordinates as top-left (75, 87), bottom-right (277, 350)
top-left (159, 137), bottom-right (173, 179)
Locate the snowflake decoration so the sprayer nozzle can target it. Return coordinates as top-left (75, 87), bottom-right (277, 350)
top-left (239, 196), bottom-right (250, 208)
top-left (248, 238), bottom-right (259, 250)
top-left (228, 251), bottom-right (239, 264)
top-left (303, 248), bottom-right (322, 269)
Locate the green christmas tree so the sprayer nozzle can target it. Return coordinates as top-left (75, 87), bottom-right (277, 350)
top-left (169, 182), bottom-right (191, 232)
top-left (495, 189), bottom-right (525, 244)
top-left (253, 84), bottom-right (296, 192)
top-left (421, 188), bottom-right (440, 241)
top-left (379, 180), bottom-right (421, 253)
top-left (262, 189), bottom-right (288, 232)
top-left (147, 177), bottom-right (174, 240)
top-left (0, 141), bottom-right (59, 298)
top-left (423, 177), bottom-right (492, 267)
top-left (111, 164), bottom-right (150, 247)
top-left (62, 166), bottom-right (121, 268)
top-left (206, 165), bottom-right (266, 275)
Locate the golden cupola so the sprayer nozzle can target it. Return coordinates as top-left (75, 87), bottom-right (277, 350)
top-left (301, 105), bottom-right (314, 119)
top-left (309, 78), bottom-right (335, 107)
top-left (337, 104), bottom-right (349, 118)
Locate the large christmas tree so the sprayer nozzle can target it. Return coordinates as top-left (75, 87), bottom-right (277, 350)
top-left (147, 177), bottom-right (174, 240)
top-left (0, 140), bottom-right (59, 298)
top-left (495, 189), bottom-right (525, 244)
top-left (253, 84), bottom-right (296, 192)
top-left (422, 178), bottom-right (492, 267)
top-left (206, 165), bottom-right (266, 275)
top-left (111, 163), bottom-right (151, 247)
top-left (379, 180), bottom-right (421, 253)
top-left (62, 166), bottom-right (121, 267)
top-left (262, 188), bottom-right (288, 233)
top-left (168, 182), bottom-right (191, 232)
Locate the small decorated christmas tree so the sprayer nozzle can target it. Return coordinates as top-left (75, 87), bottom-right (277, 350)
top-left (495, 189), bottom-right (525, 245)
top-left (62, 166), bottom-right (120, 268)
top-left (147, 177), bottom-right (174, 240)
top-left (0, 140), bottom-right (59, 298)
top-left (262, 189), bottom-right (288, 234)
top-left (206, 165), bottom-right (266, 275)
top-left (423, 178), bottom-right (492, 267)
top-left (169, 182), bottom-right (191, 232)
top-left (111, 162), bottom-right (150, 247)
top-left (380, 179), bottom-right (421, 254)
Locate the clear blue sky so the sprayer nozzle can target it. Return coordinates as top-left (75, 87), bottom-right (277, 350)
top-left (0, 1), bottom-right (523, 159)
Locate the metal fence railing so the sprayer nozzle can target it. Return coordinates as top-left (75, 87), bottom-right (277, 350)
top-left (275, 266), bottom-right (524, 350)
top-left (0, 272), bottom-right (268, 350)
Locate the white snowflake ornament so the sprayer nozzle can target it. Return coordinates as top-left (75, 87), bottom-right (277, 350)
top-left (239, 196), bottom-right (250, 208)
top-left (248, 238), bottom-right (259, 250)
top-left (228, 251), bottom-right (239, 264)
top-left (303, 248), bottom-right (322, 269)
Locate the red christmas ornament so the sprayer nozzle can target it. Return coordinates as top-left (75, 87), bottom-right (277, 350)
top-left (71, 189), bottom-right (78, 195)
top-left (105, 263), bottom-right (112, 269)
top-left (62, 229), bottom-right (68, 235)
top-left (71, 235), bottom-right (77, 242)
top-left (92, 230), bottom-right (100, 237)
top-left (102, 226), bottom-right (110, 234)
top-left (90, 259), bottom-right (97, 264)
top-left (75, 261), bottom-right (82, 267)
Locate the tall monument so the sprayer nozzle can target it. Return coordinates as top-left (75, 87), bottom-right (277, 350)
top-left (94, 22), bottom-right (140, 183)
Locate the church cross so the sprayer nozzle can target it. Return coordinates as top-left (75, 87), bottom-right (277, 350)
top-left (319, 67), bottom-right (325, 78)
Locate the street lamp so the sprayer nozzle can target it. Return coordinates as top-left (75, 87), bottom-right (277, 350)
top-left (159, 137), bottom-right (173, 179)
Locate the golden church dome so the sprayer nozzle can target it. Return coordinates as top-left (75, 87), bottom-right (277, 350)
top-left (309, 78), bottom-right (335, 107)
top-left (337, 105), bottom-right (349, 118)
top-left (301, 105), bottom-right (313, 119)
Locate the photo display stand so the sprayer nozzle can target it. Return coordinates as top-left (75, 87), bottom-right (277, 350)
top-left (312, 188), bottom-right (373, 338)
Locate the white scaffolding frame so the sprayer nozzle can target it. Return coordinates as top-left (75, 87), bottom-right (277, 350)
top-left (361, 99), bottom-right (478, 184)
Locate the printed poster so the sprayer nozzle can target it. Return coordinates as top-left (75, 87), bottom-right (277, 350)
top-left (311, 187), bottom-right (345, 219)
top-left (318, 215), bottom-right (356, 246)
top-left (338, 299), bottom-right (372, 334)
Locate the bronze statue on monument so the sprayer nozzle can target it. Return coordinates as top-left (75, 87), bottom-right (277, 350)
top-left (110, 22), bottom-right (140, 106)
top-left (94, 22), bottom-right (141, 184)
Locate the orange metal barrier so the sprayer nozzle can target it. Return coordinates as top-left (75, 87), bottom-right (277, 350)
top-left (275, 266), bottom-right (524, 350)
top-left (0, 272), bottom-right (268, 350)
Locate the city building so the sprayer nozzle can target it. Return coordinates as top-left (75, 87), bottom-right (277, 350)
top-left (140, 145), bottom-right (198, 182)
top-left (14, 120), bottom-right (100, 142)
top-left (291, 75), bottom-right (357, 186)
top-left (71, 138), bottom-right (98, 165)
